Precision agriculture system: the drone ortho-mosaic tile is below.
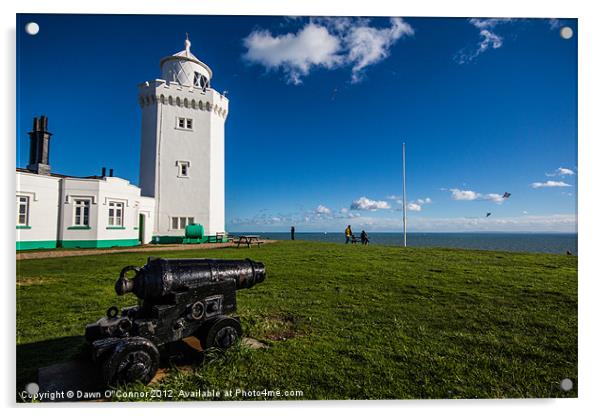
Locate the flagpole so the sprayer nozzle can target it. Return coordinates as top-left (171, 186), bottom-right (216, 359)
top-left (402, 142), bottom-right (407, 247)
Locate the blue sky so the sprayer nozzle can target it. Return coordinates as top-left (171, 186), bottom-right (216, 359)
top-left (16, 14), bottom-right (577, 233)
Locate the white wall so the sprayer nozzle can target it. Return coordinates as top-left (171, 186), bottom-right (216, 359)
top-left (209, 95), bottom-right (226, 235)
top-left (15, 171), bottom-right (60, 247)
top-left (59, 176), bottom-right (156, 246)
top-left (138, 79), bottom-right (228, 237)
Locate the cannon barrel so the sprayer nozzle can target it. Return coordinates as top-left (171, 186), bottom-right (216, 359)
top-left (115, 257), bottom-right (266, 300)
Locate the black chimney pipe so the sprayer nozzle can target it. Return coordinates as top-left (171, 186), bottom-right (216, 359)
top-left (109, 168), bottom-right (114, 177)
top-left (27, 115), bottom-right (53, 175)
top-left (101, 167), bottom-right (106, 177)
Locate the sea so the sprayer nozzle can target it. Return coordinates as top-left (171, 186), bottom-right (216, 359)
top-left (247, 232), bottom-right (578, 255)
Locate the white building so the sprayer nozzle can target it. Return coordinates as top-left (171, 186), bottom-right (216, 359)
top-left (16, 38), bottom-right (227, 250)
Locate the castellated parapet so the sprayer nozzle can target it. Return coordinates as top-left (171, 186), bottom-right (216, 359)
top-left (138, 79), bottom-right (229, 120)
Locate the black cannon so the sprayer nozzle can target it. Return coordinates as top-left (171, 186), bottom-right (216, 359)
top-left (85, 257), bottom-right (266, 386)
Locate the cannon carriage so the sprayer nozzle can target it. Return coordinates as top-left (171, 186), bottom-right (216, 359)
top-left (85, 257), bottom-right (266, 386)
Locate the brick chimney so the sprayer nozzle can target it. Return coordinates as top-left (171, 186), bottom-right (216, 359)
top-left (27, 115), bottom-right (53, 175)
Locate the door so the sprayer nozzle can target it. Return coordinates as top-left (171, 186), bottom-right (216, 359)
top-left (138, 214), bottom-right (145, 244)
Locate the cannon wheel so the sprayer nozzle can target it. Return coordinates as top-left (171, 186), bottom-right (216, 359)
top-left (101, 337), bottom-right (160, 386)
top-left (198, 316), bottom-right (242, 350)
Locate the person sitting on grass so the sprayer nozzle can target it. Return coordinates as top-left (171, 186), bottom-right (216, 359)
top-left (345, 225), bottom-right (353, 244)
top-left (360, 230), bottom-right (369, 245)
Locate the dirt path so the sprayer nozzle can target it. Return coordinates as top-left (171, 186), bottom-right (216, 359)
top-left (16, 240), bottom-right (277, 260)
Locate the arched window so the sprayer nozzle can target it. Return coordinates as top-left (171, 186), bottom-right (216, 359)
top-left (206, 102), bottom-right (212, 111)
top-left (176, 97), bottom-right (181, 107)
top-left (168, 96), bottom-right (173, 105)
top-left (191, 99), bottom-right (196, 109)
top-left (184, 98), bottom-right (189, 108)
top-left (160, 94), bottom-right (166, 104)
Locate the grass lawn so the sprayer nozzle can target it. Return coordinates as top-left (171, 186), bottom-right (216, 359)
top-left (16, 241), bottom-right (577, 400)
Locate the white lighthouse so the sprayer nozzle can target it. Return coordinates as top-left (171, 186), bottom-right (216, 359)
top-left (138, 37), bottom-right (228, 242)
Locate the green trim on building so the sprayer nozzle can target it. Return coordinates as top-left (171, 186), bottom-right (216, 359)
top-left (151, 235), bottom-right (229, 245)
top-left (67, 226), bottom-right (92, 230)
top-left (183, 236), bottom-right (209, 244)
top-left (152, 235), bottom-right (184, 244)
top-left (60, 239), bottom-right (140, 249)
top-left (16, 240), bottom-right (58, 251)
top-left (106, 226), bottom-right (126, 230)
top-left (16, 225), bottom-right (32, 229)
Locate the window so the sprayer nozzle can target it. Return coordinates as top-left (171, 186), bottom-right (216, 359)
top-left (73, 199), bottom-right (90, 226)
top-left (177, 161), bottom-right (190, 177)
top-left (16, 196), bottom-right (29, 226)
top-left (177, 117), bottom-right (193, 130)
top-left (108, 201), bottom-right (124, 226)
top-left (171, 217), bottom-right (194, 230)
top-left (194, 72), bottom-right (209, 91)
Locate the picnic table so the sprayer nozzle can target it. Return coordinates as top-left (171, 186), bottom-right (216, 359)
top-left (233, 235), bottom-right (264, 248)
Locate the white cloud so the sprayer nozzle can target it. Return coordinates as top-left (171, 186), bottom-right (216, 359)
top-left (455, 18), bottom-right (512, 64)
top-left (407, 202), bottom-right (422, 212)
top-left (531, 180), bottom-right (572, 189)
top-left (449, 188), bottom-right (479, 201)
top-left (344, 17), bottom-right (414, 82)
top-left (468, 18), bottom-right (513, 29)
top-left (545, 167), bottom-right (576, 177)
top-left (242, 23), bottom-right (342, 85)
top-left (446, 188), bottom-right (507, 204)
top-left (243, 17), bottom-right (414, 84)
top-left (482, 193), bottom-right (505, 203)
top-left (350, 196), bottom-right (391, 211)
top-left (392, 196), bottom-right (432, 212)
top-left (315, 204), bottom-right (332, 215)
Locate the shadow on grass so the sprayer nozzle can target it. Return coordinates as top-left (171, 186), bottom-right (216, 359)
top-left (17, 335), bottom-right (86, 391)
top-left (17, 335), bottom-right (213, 394)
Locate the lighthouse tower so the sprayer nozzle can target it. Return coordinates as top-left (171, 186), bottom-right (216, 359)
top-left (138, 37), bottom-right (228, 241)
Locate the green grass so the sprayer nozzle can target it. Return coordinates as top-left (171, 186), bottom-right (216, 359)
top-left (16, 241), bottom-right (577, 400)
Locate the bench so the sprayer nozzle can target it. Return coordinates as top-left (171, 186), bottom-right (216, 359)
top-left (207, 232), bottom-right (226, 243)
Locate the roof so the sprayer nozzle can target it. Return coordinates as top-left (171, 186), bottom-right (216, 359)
top-left (158, 37), bottom-right (213, 79)
top-left (173, 48), bottom-right (201, 62)
top-left (17, 167), bottom-right (104, 180)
